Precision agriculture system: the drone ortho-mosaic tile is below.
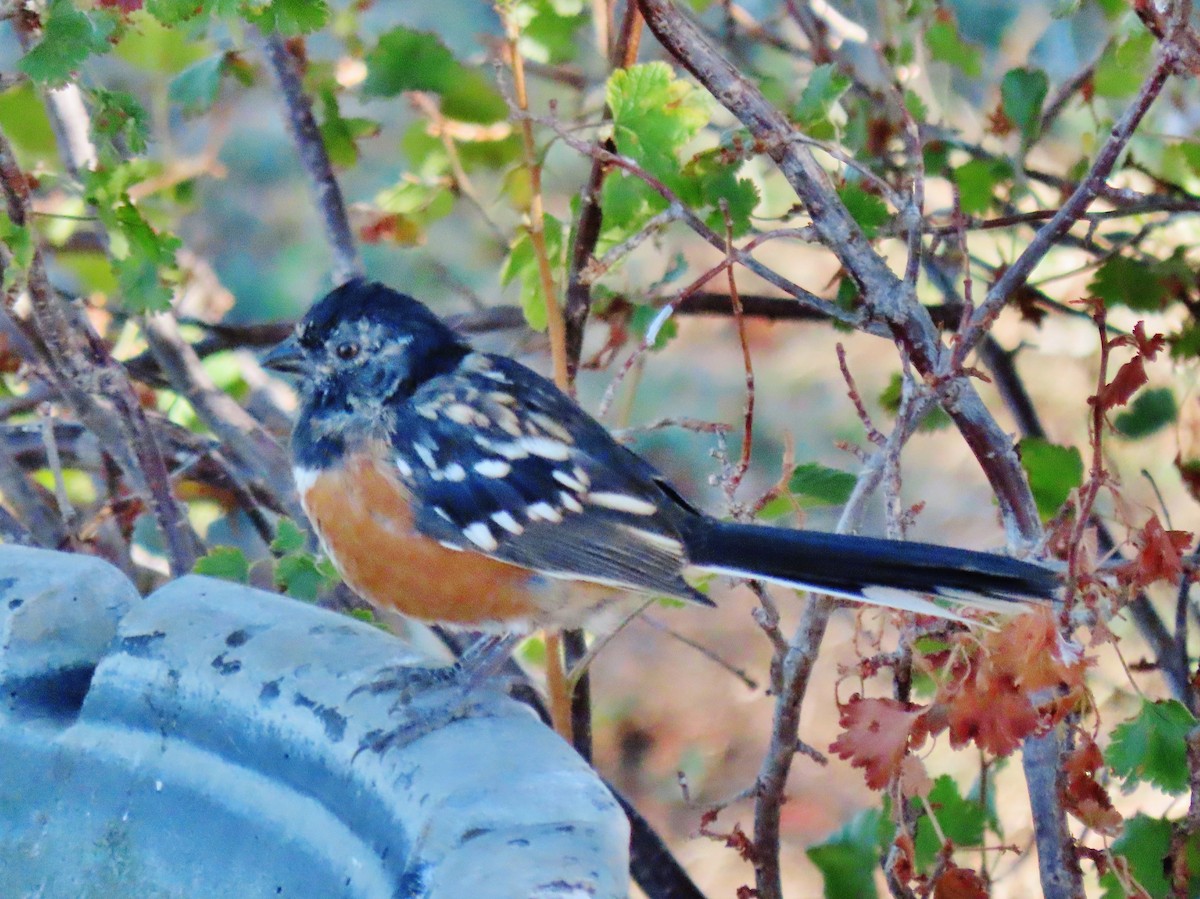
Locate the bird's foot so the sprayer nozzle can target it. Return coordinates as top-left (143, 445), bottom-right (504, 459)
top-left (352, 633), bottom-right (522, 755)
top-left (349, 661), bottom-right (465, 707)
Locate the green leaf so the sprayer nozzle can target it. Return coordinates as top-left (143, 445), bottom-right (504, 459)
top-left (1093, 32), bottom-right (1155, 99)
top-left (787, 463), bottom-right (856, 507)
top-left (807, 808), bottom-right (886, 899)
top-left (1018, 437), bottom-right (1083, 520)
top-left (684, 149), bottom-right (759, 237)
top-left (837, 183), bottom-right (889, 239)
top-left (913, 775), bottom-right (986, 867)
top-left (348, 608), bottom-right (376, 625)
top-left (274, 553), bottom-right (337, 601)
top-left (794, 64), bottom-right (852, 129)
top-left (926, 17), bottom-right (982, 77)
top-left (879, 373), bottom-right (951, 431)
top-left (317, 89), bottom-right (380, 167)
top-left (607, 62), bottom-right (709, 183)
top-left (1001, 67), bottom-right (1049, 143)
top-left (510, 0), bottom-right (587, 65)
top-left (107, 204), bottom-right (182, 313)
top-left (1114, 387), bottom-right (1176, 439)
top-left (88, 89), bottom-right (150, 161)
top-left (519, 633), bottom-right (547, 665)
top-left (363, 27), bottom-right (506, 124)
top-left (169, 55), bottom-right (227, 114)
top-left (501, 215), bottom-right (564, 331)
top-left (953, 158), bottom-right (1009, 216)
top-left (1089, 255), bottom-right (1169, 311)
top-left (194, 546), bottom-right (250, 582)
top-left (19, 0), bottom-right (117, 85)
top-left (271, 518), bottom-right (308, 555)
top-left (368, 180), bottom-right (454, 244)
top-left (243, 0), bottom-right (329, 35)
top-left (598, 171), bottom-right (664, 242)
top-left (1171, 323), bottom-right (1200, 360)
top-left (114, 10), bottom-right (208, 73)
top-left (85, 165), bottom-right (183, 313)
top-left (1099, 815), bottom-right (1173, 899)
top-left (0, 212), bottom-right (34, 286)
top-left (1107, 699), bottom-right (1196, 795)
top-left (0, 85), bottom-right (59, 162)
top-left (147, 0), bottom-right (213, 25)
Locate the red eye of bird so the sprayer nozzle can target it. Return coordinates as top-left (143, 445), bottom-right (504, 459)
top-left (335, 342), bottom-right (360, 361)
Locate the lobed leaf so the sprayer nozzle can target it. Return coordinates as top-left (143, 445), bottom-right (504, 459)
top-left (1107, 698), bottom-right (1196, 795)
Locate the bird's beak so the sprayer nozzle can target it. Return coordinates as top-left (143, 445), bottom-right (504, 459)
top-left (261, 335), bottom-right (308, 375)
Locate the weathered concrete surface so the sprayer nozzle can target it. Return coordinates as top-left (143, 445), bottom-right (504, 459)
top-left (0, 548), bottom-right (629, 898)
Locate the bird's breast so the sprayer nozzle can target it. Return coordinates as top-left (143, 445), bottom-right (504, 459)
top-left (296, 454), bottom-right (546, 629)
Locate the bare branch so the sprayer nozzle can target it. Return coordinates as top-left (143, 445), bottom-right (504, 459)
top-left (636, 0), bottom-right (1046, 549)
top-left (0, 129), bottom-right (200, 574)
top-left (964, 48), bottom-right (1176, 354)
top-left (261, 33), bottom-right (363, 286)
top-left (142, 312), bottom-right (305, 524)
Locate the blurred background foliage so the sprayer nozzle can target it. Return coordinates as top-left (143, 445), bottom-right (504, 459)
top-left (4, 0), bottom-right (1200, 896)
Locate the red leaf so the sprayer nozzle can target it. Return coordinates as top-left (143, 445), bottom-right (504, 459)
top-left (946, 682), bottom-right (1041, 756)
top-left (1093, 355), bottom-right (1146, 410)
top-left (699, 816), bottom-right (758, 863)
top-left (830, 696), bottom-right (924, 789)
top-left (1130, 321), bottom-right (1167, 360)
top-left (890, 832), bottom-right (916, 885)
top-left (1062, 734), bottom-right (1122, 836)
top-left (986, 606), bottom-right (1087, 695)
top-left (933, 864), bottom-right (988, 899)
top-left (1119, 514), bottom-right (1192, 588)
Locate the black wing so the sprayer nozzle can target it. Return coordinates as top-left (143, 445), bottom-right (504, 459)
top-left (390, 353), bottom-right (711, 604)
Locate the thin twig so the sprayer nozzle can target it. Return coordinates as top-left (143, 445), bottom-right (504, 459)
top-left (636, 0), bottom-right (1045, 549)
top-left (142, 311), bottom-right (304, 523)
top-left (721, 200), bottom-right (754, 497)
top-left (963, 47), bottom-right (1176, 355)
top-left (38, 402), bottom-right (74, 527)
top-left (563, 0), bottom-right (645, 379)
top-left (261, 33), bottom-right (363, 286)
top-left (0, 129), bottom-right (200, 574)
top-left (639, 614), bottom-right (758, 689)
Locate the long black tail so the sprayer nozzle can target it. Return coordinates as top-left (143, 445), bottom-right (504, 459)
top-left (683, 519), bottom-right (1057, 616)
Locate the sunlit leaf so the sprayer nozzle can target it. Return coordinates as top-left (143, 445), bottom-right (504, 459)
top-left (953, 158), bottom-right (1008, 215)
top-left (1093, 32), bottom-right (1154, 99)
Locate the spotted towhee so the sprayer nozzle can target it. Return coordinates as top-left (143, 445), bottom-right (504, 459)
top-left (263, 279), bottom-right (1056, 649)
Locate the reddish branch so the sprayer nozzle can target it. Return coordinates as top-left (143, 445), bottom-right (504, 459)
top-left (563, 1), bottom-right (645, 380)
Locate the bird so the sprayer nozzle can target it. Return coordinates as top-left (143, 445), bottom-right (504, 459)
top-left (263, 278), bottom-right (1057, 681)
